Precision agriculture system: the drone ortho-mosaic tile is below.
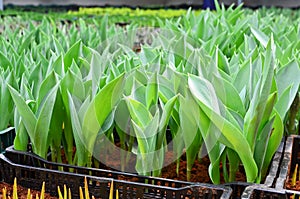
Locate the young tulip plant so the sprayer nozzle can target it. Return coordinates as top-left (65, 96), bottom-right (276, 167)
top-left (123, 72), bottom-right (178, 176)
top-left (0, 69), bottom-right (16, 131)
top-left (2, 3), bottom-right (300, 186)
top-left (187, 37), bottom-right (300, 183)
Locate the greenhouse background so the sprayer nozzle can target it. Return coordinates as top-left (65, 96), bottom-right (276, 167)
top-left (0, 0), bottom-right (300, 8)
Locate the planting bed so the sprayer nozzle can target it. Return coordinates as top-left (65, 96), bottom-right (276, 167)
top-left (276, 135), bottom-right (300, 191)
top-left (241, 185), bottom-right (286, 199)
top-left (1, 135), bottom-right (285, 199)
top-left (241, 185), bottom-right (300, 199)
top-left (0, 152), bottom-right (233, 199)
top-left (59, 143), bottom-right (246, 184)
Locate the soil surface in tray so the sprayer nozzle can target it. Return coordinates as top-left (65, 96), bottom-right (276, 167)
top-left (286, 179), bottom-right (300, 191)
top-left (62, 147), bottom-right (247, 184)
top-left (286, 180), bottom-right (300, 199)
top-left (57, 136), bottom-right (247, 183)
top-left (0, 182), bottom-right (57, 199)
top-left (0, 149), bottom-right (246, 199)
top-left (285, 152), bottom-right (300, 191)
top-left (160, 153), bottom-right (246, 183)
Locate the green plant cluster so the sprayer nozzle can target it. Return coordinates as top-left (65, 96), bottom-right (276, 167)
top-left (69, 7), bottom-right (192, 18)
top-left (67, 7), bottom-right (200, 26)
top-left (256, 6), bottom-right (300, 22)
top-left (1, 7), bottom-right (200, 26)
top-left (0, 3), bottom-right (299, 185)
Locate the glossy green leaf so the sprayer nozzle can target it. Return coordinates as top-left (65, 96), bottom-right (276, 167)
top-left (64, 40), bottom-right (81, 71)
top-left (188, 74), bottom-right (258, 182)
top-left (82, 74), bottom-right (124, 152)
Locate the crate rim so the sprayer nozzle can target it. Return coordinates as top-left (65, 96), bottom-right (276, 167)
top-left (241, 184), bottom-right (287, 199)
top-left (0, 127), bottom-right (14, 135)
top-left (0, 153), bottom-right (233, 199)
top-left (0, 152), bottom-right (233, 195)
top-left (5, 145), bottom-right (198, 186)
top-left (275, 135), bottom-right (294, 189)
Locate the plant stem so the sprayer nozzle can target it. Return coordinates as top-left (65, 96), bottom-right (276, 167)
top-left (176, 158), bottom-right (180, 177)
top-left (87, 152), bottom-right (93, 168)
top-left (287, 93), bottom-right (300, 134)
top-left (187, 168), bottom-right (191, 181)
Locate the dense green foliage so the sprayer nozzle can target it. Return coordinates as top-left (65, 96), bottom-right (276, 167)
top-left (0, 4), bottom-right (299, 184)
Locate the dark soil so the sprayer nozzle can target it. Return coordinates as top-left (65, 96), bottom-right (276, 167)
top-left (286, 179), bottom-right (300, 191)
top-left (0, 145), bottom-right (246, 198)
top-left (0, 182), bottom-right (57, 199)
top-left (160, 154), bottom-right (246, 183)
top-left (75, 146), bottom-right (246, 184)
top-left (286, 179), bottom-right (300, 199)
top-left (38, 141), bottom-right (247, 191)
top-left (285, 150), bottom-right (300, 191)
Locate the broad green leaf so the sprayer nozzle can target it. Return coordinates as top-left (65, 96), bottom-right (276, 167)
top-left (159, 95), bottom-right (178, 131)
top-left (52, 35), bottom-right (65, 55)
top-left (36, 71), bottom-right (57, 108)
top-left (8, 85), bottom-right (37, 137)
top-left (131, 111), bottom-right (159, 175)
top-left (100, 15), bottom-right (108, 42)
top-left (61, 69), bottom-right (85, 108)
top-left (64, 40), bottom-right (81, 71)
top-left (68, 92), bottom-right (88, 166)
top-left (60, 69), bottom-right (84, 164)
top-left (146, 73), bottom-right (158, 109)
top-left (52, 55), bottom-right (65, 77)
top-left (0, 72), bottom-right (14, 130)
top-left (140, 46), bottom-right (158, 66)
top-left (198, 106), bottom-right (223, 184)
top-left (250, 27), bottom-right (268, 48)
top-left (244, 40), bottom-right (275, 150)
top-left (257, 92), bottom-right (277, 136)
top-left (188, 74), bottom-right (258, 182)
top-left (86, 48), bottom-right (104, 96)
top-left (213, 74), bottom-right (246, 116)
top-left (82, 74), bottom-right (124, 152)
top-left (48, 90), bottom-right (64, 162)
top-left (253, 116), bottom-right (275, 182)
top-left (261, 109), bottom-right (283, 177)
top-left (226, 148), bottom-right (240, 182)
top-left (275, 61), bottom-right (300, 118)
top-left (13, 122), bottom-right (28, 151)
top-left (179, 93), bottom-right (202, 180)
top-left (28, 64), bottom-right (43, 98)
top-left (118, 44), bottom-right (137, 58)
top-left (18, 30), bottom-right (34, 54)
top-left (125, 97), bottom-right (152, 128)
top-left (0, 52), bottom-right (12, 70)
top-left (34, 84), bottom-right (59, 157)
top-left (233, 59), bottom-right (251, 93)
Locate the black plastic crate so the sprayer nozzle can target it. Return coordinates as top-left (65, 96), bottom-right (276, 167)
top-left (5, 146), bottom-right (252, 199)
top-left (241, 185), bottom-right (287, 199)
top-left (275, 135), bottom-right (295, 189)
top-left (2, 131), bottom-right (285, 199)
top-left (5, 145), bottom-right (206, 188)
top-left (223, 182), bottom-right (252, 199)
top-left (3, 138), bottom-right (285, 199)
top-left (241, 185), bottom-right (300, 199)
top-left (286, 189), bottom-right (300, 199)
top-left (0, 153), bottom-right (232, 199)
top-left (0, 127), bottom-right (15, 153)
top-left (265, 140), bottom-right (285, 188)
top-left (222, 140), bottom-right (285, 199)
